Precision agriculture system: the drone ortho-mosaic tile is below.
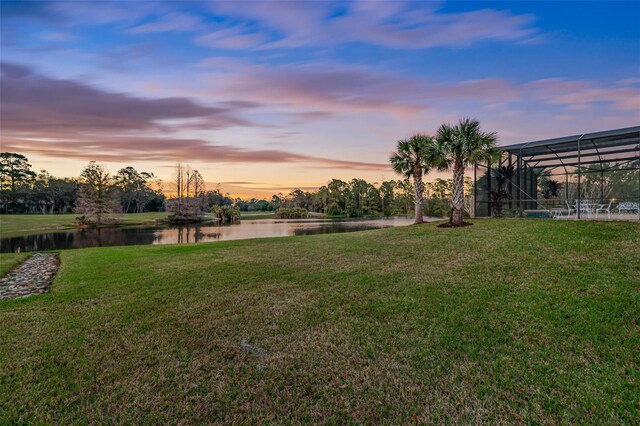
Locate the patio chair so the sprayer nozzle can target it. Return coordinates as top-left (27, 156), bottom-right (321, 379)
top-left (595, 200), bottom-right (612, 219)
top-left (565, 200), bottom-right (576, 218)
top-left (618, 201), bottom-right (640, 215)
top-left (574, 200), bottom-right (593, 219)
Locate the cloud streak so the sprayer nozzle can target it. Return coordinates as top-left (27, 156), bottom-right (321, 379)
top-left (206, 1), bottom-right (539, 50)
top-left (0, 62), bottom-right (255, 135)
top-left (203, 60), bottom-right (640, 115)
top-left (2, 135), bottom-right (389, 171)
top-left (0, 62), bottom-right (389, 171)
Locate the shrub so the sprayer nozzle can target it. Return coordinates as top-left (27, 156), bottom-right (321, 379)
top-left (212, 205), bottom-right (241, 224)
top-left (74, 215), bottom-right (96, 230)
top-left (424, 198), bottom-right (450, 218)
top-left (275, 207), bottom-right (309, 219)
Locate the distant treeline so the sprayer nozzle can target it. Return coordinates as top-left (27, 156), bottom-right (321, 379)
top-left (251, 178), bottom-right (471, 218)
top-left (0, 152), bottom-right (466, 218)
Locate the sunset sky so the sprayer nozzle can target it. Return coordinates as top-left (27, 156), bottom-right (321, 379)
top-left (1, 0), bottom-right (639, 198)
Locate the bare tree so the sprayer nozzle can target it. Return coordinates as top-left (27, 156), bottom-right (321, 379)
top-left (168, 164), bottom-right (207, 221)
top-left (191, 170), bottom-right (205, 197)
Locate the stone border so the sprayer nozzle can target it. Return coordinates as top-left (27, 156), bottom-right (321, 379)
top-left (0, 253), bottom-right (60, 300)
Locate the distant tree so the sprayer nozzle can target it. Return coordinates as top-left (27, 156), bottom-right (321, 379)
top-left (427, 178), bottom-right (452, 200)
top-left (271, 193), bottom-right (284, 210)
top-left (434, 118), bottom-right (499, 226)
top-left (167, 163), bottom-right (206, 221)
top-left (115, 166), bottom-right (161, 213)
top-left (212, 205), bottom-right (241, 224)
top-left (379, 180), bottom-right (396, 216)
top-left (390, 134), bottom-right (440, 224)
top-left (31, 170), bottom-right (54, 214)
top-left (48, 178), bottom-right (78, 214)
top-left (0, 152), bottom-right (37, 212)
top-left (75, 162), bottom-right (121, 225)
top-left (206, 185), bottom-right (233, 208)
top-left (191, 170), bottom-right (206, 198)
top-left (172, 163), bottom-right (186, 215)
top-left (541, 179), bottom-right (563, 199)
top-left (490, 165), bottom-right (516, 217)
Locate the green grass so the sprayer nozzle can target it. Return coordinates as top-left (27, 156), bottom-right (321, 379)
top-left (0, 212), bottom-right (169, 237)
top-left (0, 253), bottom-right (31, 276)
top-left (0, 220), bottom-right (638, 423)
top-left (241, 212), bottom-right (276, 220)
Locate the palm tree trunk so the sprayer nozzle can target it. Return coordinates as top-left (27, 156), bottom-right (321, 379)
top-left (451, 160), bottom-right (465, 226)
top-left (413, 167), bottom-right (424, 224)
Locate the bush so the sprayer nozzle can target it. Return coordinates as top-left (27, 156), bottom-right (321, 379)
top-left (212, 205), bottom-right (241, 224)
top-left (74, 214), bottom-right (120, 229)
top-left (275, 207), bottom-right (309, 219)
top-left (424, 198), bottom-right (450, 218)
top-left (74, 215), bottom-right (96, 230)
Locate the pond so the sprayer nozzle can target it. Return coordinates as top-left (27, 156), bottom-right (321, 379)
top-left (0, 217), bottom-right (422, 253)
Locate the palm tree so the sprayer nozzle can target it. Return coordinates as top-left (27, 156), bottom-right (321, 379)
top-left (390, 134), bottom-right (439, 224)
top-left (435, 118), bottom-right (499, 226)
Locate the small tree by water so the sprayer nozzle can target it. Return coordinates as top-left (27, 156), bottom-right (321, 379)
top-left (212, 205), bottom-right (241, 224)
top-left (167, 163), bottom-right (208, 223)
top-left (75, 162), bottom-right (121, 226)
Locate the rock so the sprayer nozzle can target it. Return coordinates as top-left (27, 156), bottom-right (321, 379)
top-left (0, 253), bottom-right (60, 300)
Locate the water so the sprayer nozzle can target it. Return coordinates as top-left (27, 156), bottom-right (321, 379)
top-left (0, 217), bottom-right (417, 253)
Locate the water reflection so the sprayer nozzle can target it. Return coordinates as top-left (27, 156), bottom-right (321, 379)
top-left (0, 217), bottom-right (416, 253)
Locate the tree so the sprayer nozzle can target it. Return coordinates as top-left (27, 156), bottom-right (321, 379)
top-left (435, 118), bottom-right (499, 226)
top-left (541, 179), bottom-right (563, 200)
top-left (191, 170), bottom-right (206, 198)
top-left (379, 180), bottom-right (396, 216)
top-left (490, 165), bottom-right (516, 217)
top-left (75, 162), bottom-right (121, 225)
top-left (31, 170), bottom-right (54, 214)
top-left (390, 134), bottom-right (440, 224)
top-left (48, 178), bottom-right (78, 214)
top-left (167, 163), bottom-right (207, 221)
top-left (0, 152), bottom-right (36, 212)
top-left (115, 166), bottom-right (161, 213)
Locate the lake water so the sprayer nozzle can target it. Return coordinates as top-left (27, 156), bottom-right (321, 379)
top-left (0, 217), bottom-right (420, 253)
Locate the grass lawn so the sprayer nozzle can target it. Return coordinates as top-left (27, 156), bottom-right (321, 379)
top-left (0, 212), bottom-right (170, 237)
top-left (241, 212), bottom-right (276, 220)
top-left (0, 253), bottom-right (31, 276)
top-left (0, 220), bottom-right (638, 423)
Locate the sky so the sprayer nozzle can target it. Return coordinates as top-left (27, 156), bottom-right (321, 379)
top-left (1, 0), bottom-right (639, 198)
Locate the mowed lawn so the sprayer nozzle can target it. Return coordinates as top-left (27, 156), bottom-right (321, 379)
top-left (0, 253), bottom-right (30, 276)
top-left (0, 220), bottom-right (638, 423)
top-left (0, 212), bottom-right (170, 237)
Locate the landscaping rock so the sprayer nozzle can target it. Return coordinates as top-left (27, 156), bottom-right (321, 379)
top-left (0, 253), bottom-right (59, 300)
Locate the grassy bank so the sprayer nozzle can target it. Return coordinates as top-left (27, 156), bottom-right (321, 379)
top-left (0, 220), bottom-right (638, 423)
top-left (0, 212), bottom-right (275, 238)
top-left (0, 212), bottom-right (170, 237)
top-left (0, 253), bottom-right (31, 276)
top-left (240, 212), bottom-right (276, 220)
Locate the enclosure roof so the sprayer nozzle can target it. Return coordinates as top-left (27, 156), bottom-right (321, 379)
top-left (500, 126), bottom-right (640, 153)
top-left (498, 126), bottom-right (639, 172)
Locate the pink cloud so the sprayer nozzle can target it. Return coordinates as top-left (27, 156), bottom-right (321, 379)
top-left (0, 62), bottom-right (255, 136)
top-left (201, 61), bottom-right (640, 116)
top-left (196, 27), bottom-right (267, 49)
top-left (525, 78), bottom-right (640, 111)
top-left (3, 135), bottom-right (389, 171)
top-left (207, 62), bottom-right (427, 115)
top-left (0, 62), bottom-right (389, 171)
